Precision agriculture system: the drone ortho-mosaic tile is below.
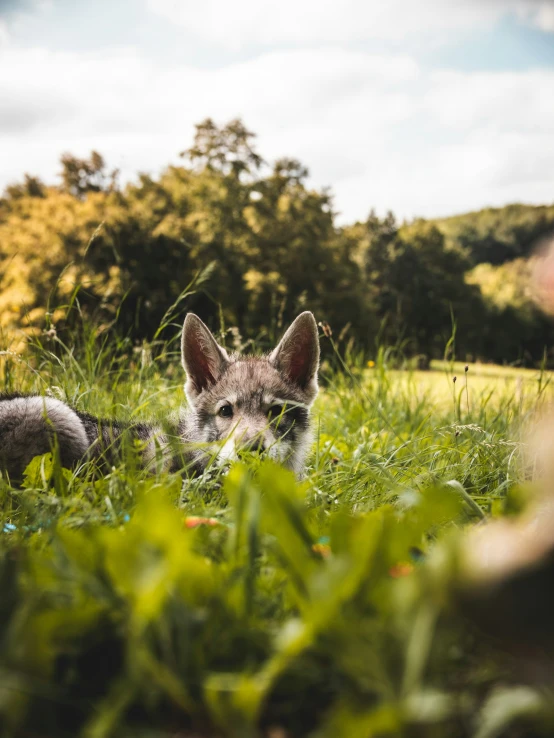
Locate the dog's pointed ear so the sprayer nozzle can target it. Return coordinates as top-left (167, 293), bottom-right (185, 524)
top-left (181, 314), bottom-right (229, 401)
top-left (270, 312), bottom-right (320, 402)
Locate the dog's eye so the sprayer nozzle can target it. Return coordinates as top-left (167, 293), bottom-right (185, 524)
top-left (218, 404), bottom-right (233, 418)
top-left (268, 404), bottom-right (285, 420)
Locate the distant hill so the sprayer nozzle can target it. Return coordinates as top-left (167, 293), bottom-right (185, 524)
top-left (433, 202), bottom-right (554, 266)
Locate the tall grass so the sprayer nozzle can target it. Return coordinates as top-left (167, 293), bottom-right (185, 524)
top-left (1, 312), bottom-right (553, 738)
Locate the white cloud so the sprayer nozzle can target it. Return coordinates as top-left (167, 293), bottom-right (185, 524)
top-left (146, 0), bottom-right (554, 47)
top-left (0, 19), bottom-right (10, 47)
top-left (516, 0), bottom-right (554, 31)
top-left (0, 41), bottom-right (553, 222)
top-left (424, 69), bottom-right (554, 133)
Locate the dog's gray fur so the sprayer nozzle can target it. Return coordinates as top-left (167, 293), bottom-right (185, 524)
top-left (0, 312), bottom-right (320, 482)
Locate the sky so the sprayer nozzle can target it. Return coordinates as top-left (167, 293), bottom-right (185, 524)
top-left (0, 0), bottom-right (553, 223)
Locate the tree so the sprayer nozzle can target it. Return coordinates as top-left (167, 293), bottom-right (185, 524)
top-left (3, 175), bottom-right (46, 200)
top-left (362, 216), bottom-right (480, 358)
top-left (0, 175), bottom-right (46, 222)
top-left (59, 151), bottom-right (119, 198)
top-left (181, 118), bottom-right (263, 180)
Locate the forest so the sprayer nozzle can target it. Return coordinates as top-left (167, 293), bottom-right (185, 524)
top-left (2, 118), bottom-right (554, 365)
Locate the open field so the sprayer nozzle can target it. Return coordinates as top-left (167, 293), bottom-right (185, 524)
top-left (1, 327), bottom-right (554, 737)
top-left (431, 358), bottom-right (554, 381)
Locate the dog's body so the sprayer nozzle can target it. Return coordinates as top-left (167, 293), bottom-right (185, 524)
top-left (0, 392), bottom-right (177, 480)
top-left (0, 312), bottom-right (320, 482)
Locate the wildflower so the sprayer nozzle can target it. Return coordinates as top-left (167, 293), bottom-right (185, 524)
top-left (183, 516), bottom-right (221, 529)
top-left (389, 562), bottom-right (414, 578)
top-left (367, 360), bottom-right (376, 368)
top-left (312, 543), bottom-right (331, 558)
top-left (318, 321), bottom-right (332, 338)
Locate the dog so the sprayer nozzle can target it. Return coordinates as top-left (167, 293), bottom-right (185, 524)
top-left (0, 311), bottom-right (320, 482)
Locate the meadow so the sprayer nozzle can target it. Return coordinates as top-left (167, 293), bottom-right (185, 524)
top-left (1, 318), bottom-right (554, 738)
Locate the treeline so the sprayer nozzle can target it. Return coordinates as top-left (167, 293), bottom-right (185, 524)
top-left (1, 118), bottom-right (554, 364)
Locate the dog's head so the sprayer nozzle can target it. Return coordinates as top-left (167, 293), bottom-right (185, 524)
top-left (181, 312), bottom-right (320, 474)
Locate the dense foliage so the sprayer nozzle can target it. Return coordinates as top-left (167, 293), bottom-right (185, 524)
top-left (1, 320), bottom-right (554, 737)
top-left (1, 118), bottom-right (554, 365)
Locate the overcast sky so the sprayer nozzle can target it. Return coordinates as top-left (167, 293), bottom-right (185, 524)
top-left (1, 0), bottom-right (553, 223)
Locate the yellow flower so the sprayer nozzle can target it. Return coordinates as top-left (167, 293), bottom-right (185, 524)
top-left (367, 360), bottom-right (376, 368)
